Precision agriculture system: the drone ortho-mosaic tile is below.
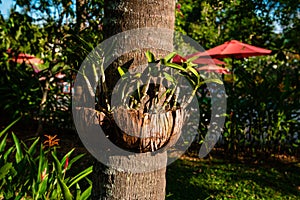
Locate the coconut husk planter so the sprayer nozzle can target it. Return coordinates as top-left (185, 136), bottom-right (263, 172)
top-left (99, 106), bottom-right (185, 153)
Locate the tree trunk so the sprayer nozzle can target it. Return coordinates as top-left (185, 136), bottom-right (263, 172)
top-left (92, 0), bottom-right (176, 199)
top-left (92, 153), bottom-right (167, 200)
top-left (76, 0), bottom-right (87, 31)
top-left (36, 79), bottom-right (49, 135)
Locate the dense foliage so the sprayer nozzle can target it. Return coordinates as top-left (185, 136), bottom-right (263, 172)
top-left (0, 0), bottom-right (299, 156)
top-left (0, 0), bottom-right (299, 198)
top-left (0, 119), bottom-right (92, 199)
top-left (176, 0), bottom-right (300, 156)
top-left (0, 0), bottom-right (104, 132)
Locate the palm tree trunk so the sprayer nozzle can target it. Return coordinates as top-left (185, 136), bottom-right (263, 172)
top-left (92, 0), bottom-right (176, 199)
top-left (92, 153), bottom-right (167, 200)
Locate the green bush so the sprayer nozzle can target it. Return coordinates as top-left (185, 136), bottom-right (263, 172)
top-left (0, 118), bottom-right (92, 200)
top-left (220, 56), bottom-right (299, 157)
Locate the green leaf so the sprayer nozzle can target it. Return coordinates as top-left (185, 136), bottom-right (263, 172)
top-left (68, 166), bottom-right (93, 188)
top-left (0, 116), bottom-right (21, 138)
top-left (67, 154), bottom-right (85, 170)
top-left (145, 51), bottom-right (156, 63)
top-left (201, 78), bottom-right (224, 86)
top-left (35, 177), bottom-right (49, 200)
top-left (75, 183), bottom-right (81, 200)
top-left (79, 185), bottom-right (92, 200)
top-left (163, 52), bottom-right (177, 62)
top-left (163, 72), bottom-right (177, 84)
top-left (186, 55), bottom-right (201, 62)
top-left (12, 132), bottom-right (23, 163)
top-left (15, 191), bottom-right (24, 200)
top-left (0, 134), bottom-right (8, 153)
top-left (58, 177), bottom-right (73, 200)
top-left (134, 73), bottom-right (141, 78)
top-left (187, 67), bottom-right (200, 79)
top-left (51, 64), bottom-right (61, 74)
top-left (117, 66), bottom-right (127, 77)
top-left (37, 144), bottom-right (46, 182)
top-left (3, 147), bottom-right (14, 162)
top-left (16, 27), bottom-right (22, 40)
top-left (52, 150), bottom-right (62, 177)
top-left (165, 62), bottom-right (187, 72)
top-left (27, 137), bottom-right (40, 156)
top-left (61, 148), bottom-right (75, 166)
top-left (0, 162), bottom-right (13, 179)
top-left (292, 143), bottom-right (299, 148)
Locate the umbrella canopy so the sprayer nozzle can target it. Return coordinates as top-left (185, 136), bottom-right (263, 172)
top-left (173, 54), bottom-right (225, 65)
top-left (8, 50), bottom-right (43, 73)
top-left (193, 57), bottom-right (226, 65)
top-left (196, 65), bottom-right (230, 74)
top-left (184, 53), bottom-right (226, 65)
top-left (12, 53), bottom-right (43, 65)
top-left (172, 54), bottom-right (228, 74)
top-left (202, 40), bottom-right (272, 59)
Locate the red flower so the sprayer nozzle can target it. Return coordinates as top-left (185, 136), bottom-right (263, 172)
top-left (176, 4), bottom-right (184, 18)
top-left (41, 168), bottom-right (47, 181)
top-left (64, 156), bottom-right (69, 171)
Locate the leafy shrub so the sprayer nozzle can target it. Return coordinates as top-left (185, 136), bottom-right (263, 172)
top-left (0, 118), bottom-right (92, 200)
top-left (218, 56), bottom-right (300, 157)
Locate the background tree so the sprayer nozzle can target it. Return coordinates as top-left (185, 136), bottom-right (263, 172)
top-left (175, 0), bottom-right (299, 157)
top-left (0, 0), bottom-right (104, 133)
top-left (0, 0), bottom-right (299, 198)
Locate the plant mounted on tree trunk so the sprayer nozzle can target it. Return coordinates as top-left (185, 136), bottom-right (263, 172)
top-left (72, 1), bottom-right (222, 199)
top-left (97, 50), bottom-right (207, 153)
top-left (71, 45), bottom-right (222, 199)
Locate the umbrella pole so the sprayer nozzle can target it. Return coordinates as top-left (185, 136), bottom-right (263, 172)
top-left (230, 57), bottom-right (237, 157)
top-left (231, 58), bottom-right (235, 91)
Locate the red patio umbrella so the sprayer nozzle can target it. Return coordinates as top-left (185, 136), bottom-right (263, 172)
top-left (199, 40), bottom-right (271, 150)
top-left (193, 57), bottom-right (226, 65)
top-left (8, 50), bottom-right (43, 73)
top-left (195, 40), bottom-right (272, 80)
top-left (173, 54), bottom-right (225, 65)
top-left (203, 40), bottom-right (272, 59)
top-left (184, 53), bottom-right (226, 65)
top-left (196, 65), bottom-right (230, 74)
top-left (188, 40), bottom-right (271, 59)
top-left (172, 54), bottom-right (228, 74)
top-left (13, 53), bottom-right (43, 64)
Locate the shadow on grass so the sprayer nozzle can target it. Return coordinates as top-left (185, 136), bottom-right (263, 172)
top-left (166, 157), bottom-right (300, 200)
top-left (166, 159), bottom-right (211, 200)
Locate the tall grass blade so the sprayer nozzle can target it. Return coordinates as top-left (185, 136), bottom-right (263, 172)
top-left (27, 137), bottom-right (40, 156)
top-left (58, 177), bottom-right (73, 200)
top-left (0, 116), bottom-right (21, 138)
top-left (0, 134), bottom-right (8, 153)
top-left (68, 166), bottom-right (93, 188)
top-left (79, 185), bottom-right (92, 200)
top-left (52, 150), bottom-right (62, 177)
top-left (12, 132), bottom-right (23, 163)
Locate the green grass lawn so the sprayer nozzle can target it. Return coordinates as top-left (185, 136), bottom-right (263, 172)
top-left (166, 157), bottom-right (300, 200)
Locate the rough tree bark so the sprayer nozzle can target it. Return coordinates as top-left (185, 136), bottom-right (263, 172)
top-left (92, 1), bottom-right (176, 199)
